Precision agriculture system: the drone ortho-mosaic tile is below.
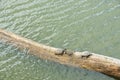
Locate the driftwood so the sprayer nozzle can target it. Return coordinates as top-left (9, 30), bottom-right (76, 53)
top-left (0, 29), bottom-right (120, 79)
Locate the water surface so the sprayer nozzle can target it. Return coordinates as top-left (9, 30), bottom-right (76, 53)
top-left (0, 0), bottom-right (120, 80)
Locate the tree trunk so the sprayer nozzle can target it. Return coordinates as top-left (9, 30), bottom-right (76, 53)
top-left (0, 29), bottom-right (120, 79)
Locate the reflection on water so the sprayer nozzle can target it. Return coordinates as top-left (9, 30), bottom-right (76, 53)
top-left (0, 0), bottom-right (120, 80)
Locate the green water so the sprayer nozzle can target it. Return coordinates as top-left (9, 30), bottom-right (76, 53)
top-left (0, 0), bottom-right (120, 80)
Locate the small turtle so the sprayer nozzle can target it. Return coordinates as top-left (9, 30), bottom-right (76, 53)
top-left (64, 49), bottom-right (74, 56)
top-left (81, 51), bottom-right (92, 58)
top-left (55, 49), bottom-right (73, 56)
top-left (55, 49), bottom-right (66, 55)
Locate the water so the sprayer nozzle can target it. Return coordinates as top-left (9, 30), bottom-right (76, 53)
top-left (0, 0), bottom-right (120, 80)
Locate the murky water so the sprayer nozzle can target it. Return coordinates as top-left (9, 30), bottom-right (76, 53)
top-left (0, 0), bottom-right (120, 80)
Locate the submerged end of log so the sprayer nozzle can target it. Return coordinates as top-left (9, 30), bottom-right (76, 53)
top-left (0, 29), bottom-right (120, 79)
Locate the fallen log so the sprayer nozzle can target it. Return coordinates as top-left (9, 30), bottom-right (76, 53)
top-left (0, 29), bottom-right (120, 79)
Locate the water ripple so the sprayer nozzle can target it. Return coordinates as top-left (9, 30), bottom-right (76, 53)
top-left (63, 2), bottom-right (120, 28)
top-left (0, 61), bottom-right (21, 72)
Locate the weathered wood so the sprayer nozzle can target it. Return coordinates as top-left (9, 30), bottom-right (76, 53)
top-left (0, 29), bottom-right (120, 79)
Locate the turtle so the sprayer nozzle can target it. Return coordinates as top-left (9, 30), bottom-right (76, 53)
top-left (81, 51), bottom-right (92, 58)
top-left (55, 48), bottom-right (73, 56)
top-left (55, 49), bottom-right (66, 55)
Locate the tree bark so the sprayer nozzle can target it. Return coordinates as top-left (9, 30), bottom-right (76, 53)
top-left (0, 29), bottom-right (120, 79)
